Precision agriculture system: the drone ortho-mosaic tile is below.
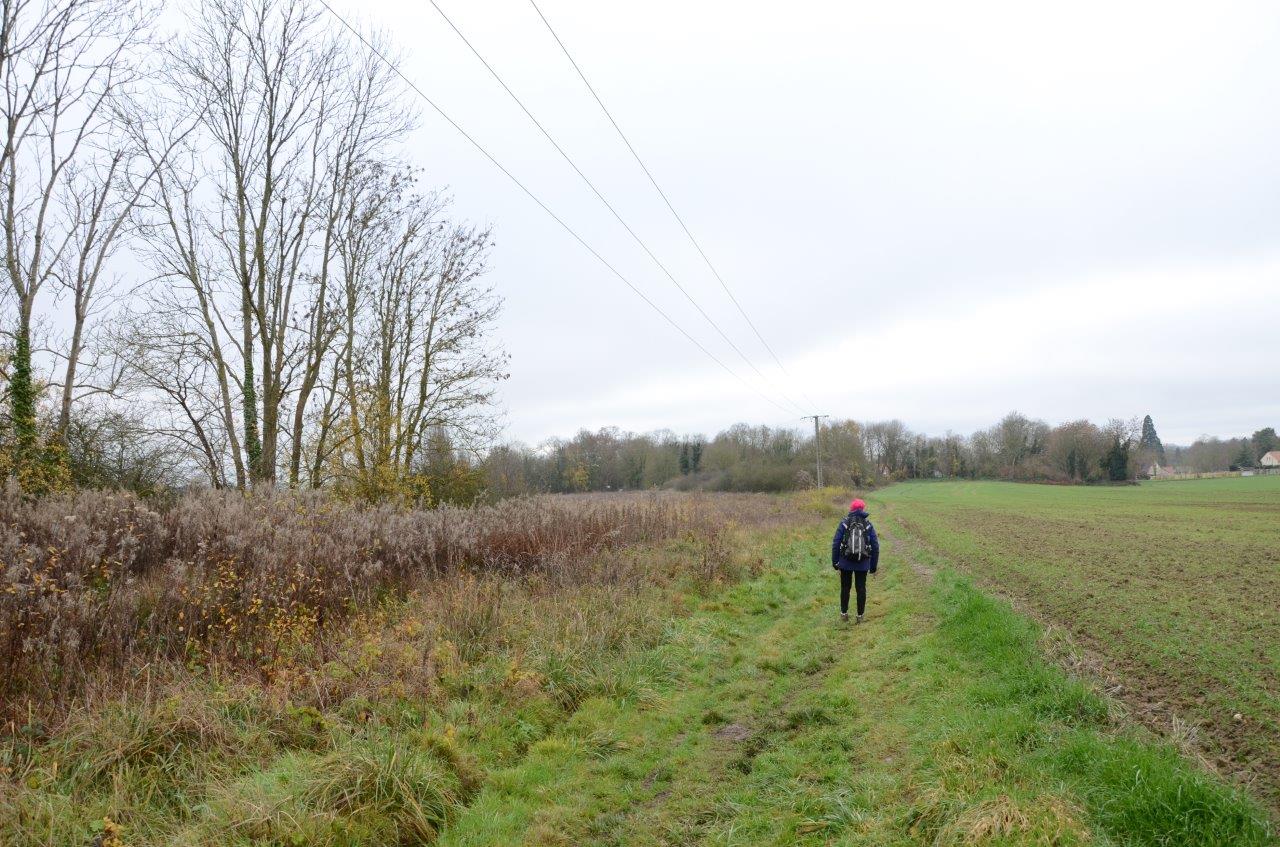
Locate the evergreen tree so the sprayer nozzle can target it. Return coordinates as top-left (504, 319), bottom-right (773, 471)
top-left (690, 442), bottom-right (703, 473)
top-left (678, 442), bottom-right (691, 475)
top-left (1139, 415), bottom-right (1165, 462)
top-left (1251, 427), bottom-right (1277, 462)
top-left (1103, 438), bottom-right (1130, 481)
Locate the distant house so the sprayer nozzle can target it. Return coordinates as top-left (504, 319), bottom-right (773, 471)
top-left (1262, 451), bottom-right (1280, 467)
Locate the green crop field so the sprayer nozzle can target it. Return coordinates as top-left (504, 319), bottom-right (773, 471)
top-left (873, 476), bottom-right (1280, 813)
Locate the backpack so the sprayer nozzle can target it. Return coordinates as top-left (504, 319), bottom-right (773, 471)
top-left (841, 514), bottom-right (871, 560)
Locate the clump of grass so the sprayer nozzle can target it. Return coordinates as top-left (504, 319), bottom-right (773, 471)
top-left (934, 792), bottom-right (1090, 846)
top-left (1050, 733), bottom-right (1271, 845)
top-left (418, 729), bottom-right (486, 799)
top-left (701, 708), bottom-right (727, 726)
top-left (1, 687), bottom-right (278, 846)
top-left (187, 734), bottom-right (469, 846)
top-left (55, 691), bottom-right (245, 794)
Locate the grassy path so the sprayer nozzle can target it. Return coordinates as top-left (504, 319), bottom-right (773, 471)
top-left (439, 527), bottom-right (1273, 846)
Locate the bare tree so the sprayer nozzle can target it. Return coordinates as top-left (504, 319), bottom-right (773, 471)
top-left (327, 167), bottom-right (506, 496)
top-left (174, 0), bottom-right (346, 485)
top-left (863, 420), bottom-right (908, 477)
top-left (1045, 419), bottom-right (1106, 482)
top-left (0, 0), bottom-right (507, 494)
top-left (130, 128), bottom-right (250, 487)
top-left (51, 126), bottom-right (188, 441)
top-left (128, 0), bottom-right (418, 489)
top-left (112, 302), bottom-right (238, 488)
top-left (0, 0), bottom-right (152, 470)
top-left (285, 48), bottom-right (412, 487)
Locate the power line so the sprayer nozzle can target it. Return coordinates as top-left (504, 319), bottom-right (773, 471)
top-left (527, 0), bottom-right (819, 412)
top-left (426, 0), bottom-right (806, 416)
top-left (313, 0), bottom-right (798, 417)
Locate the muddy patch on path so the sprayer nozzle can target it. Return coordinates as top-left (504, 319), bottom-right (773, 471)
top-left (712, 722), bottom-right (753, 742)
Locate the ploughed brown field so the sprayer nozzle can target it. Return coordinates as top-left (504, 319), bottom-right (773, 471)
top-left (875, 476), bottom-right (1280, 810)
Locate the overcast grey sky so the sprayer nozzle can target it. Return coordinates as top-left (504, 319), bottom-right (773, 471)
top-left (327, 0), bottom-right (1280, 445)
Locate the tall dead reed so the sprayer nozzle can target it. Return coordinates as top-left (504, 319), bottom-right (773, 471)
top-left (0, 487), bottom-right (779, 727)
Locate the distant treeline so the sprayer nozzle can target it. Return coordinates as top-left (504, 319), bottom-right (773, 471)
top-left (9, 398), bottom-right (1274, 501)
top-left (482, 415), bottom-right (1280, 496)
top-left (1165, 428), bottom-right (1277, 473)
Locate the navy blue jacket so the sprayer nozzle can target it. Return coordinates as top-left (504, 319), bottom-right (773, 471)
top-left (831, 509), bottom-right (879, 573)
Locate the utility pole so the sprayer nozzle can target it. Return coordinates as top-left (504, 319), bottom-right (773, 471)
top-left (803, 414), bottom-right (830, 487)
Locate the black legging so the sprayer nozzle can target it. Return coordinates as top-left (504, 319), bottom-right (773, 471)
top-left (839, 569), bottom-right (867, 615)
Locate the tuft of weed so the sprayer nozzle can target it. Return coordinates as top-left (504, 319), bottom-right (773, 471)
top-left (188, 734), bottom-right (468, 846)
top-left (55, 690), bottom-right (250, 795)
top-left (418, 729), bottom-right (485, 800)
top-left (701, 708), bottom-right (727, 726)
top-left (910, 791), bottom-right (1092, 846)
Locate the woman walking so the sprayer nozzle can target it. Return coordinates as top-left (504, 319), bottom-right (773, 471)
top-left (831, 498), bottom-right (880, 623)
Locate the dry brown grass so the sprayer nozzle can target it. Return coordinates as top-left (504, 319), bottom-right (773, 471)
top-left (0, 487), bottom-right (796, 731)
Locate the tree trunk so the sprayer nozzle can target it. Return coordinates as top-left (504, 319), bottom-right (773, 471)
top-left (56, 294), bottom-right (87, 441)
top-left (10, 303), bottom-right (37, 453)
top-left (241, 291), bottom-right (262, 485)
